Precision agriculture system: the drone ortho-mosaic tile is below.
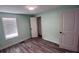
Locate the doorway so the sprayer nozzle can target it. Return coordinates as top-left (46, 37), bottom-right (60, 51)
top-left (30, 16), bottom-right (42, 38)
top-left (59, 11), bottom-right (79, 51)
top-left (37, 17), bottom-right (42, 38)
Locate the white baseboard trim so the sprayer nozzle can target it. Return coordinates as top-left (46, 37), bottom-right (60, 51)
top-left (43, 37), bottom-right (59, 44)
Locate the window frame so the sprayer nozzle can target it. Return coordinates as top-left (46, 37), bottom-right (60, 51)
top-left (2, 17), bottom-right (18, 40)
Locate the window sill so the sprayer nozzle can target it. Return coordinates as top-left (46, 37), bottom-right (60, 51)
top-left (5, 33), bottom-right (18, 40)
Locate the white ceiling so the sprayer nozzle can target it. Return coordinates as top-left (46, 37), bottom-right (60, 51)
top-left (0, 5), bottom-right (61, 14)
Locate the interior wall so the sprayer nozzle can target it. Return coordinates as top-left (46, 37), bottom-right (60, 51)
top-left (38, 10), bottom-right (60, 44)
top-left (36, 6), bottom-right (79, 44)
top-left (0, 12), bottom-right (31, 50)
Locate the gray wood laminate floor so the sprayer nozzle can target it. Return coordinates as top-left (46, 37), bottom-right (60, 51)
top-left (0, 37), bottom-right (73, 53)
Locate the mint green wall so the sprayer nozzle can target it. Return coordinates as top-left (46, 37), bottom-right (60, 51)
top-left (37, 6), bottom-right (79, 44)
top-left (38, 10), bottom-right (60, 44)
top-left (0, 13), bottom-right (31, 50)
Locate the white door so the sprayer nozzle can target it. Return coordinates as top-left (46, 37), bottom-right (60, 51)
top-left (30, 17), bottom-right (38, 37)
top-left (74, 10), bottom-right (79, 51)
top-left (59, 10), bottom-right (78, 51)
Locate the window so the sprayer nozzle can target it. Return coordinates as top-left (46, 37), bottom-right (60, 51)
top-left (2, 18), bottom-right (18, 40)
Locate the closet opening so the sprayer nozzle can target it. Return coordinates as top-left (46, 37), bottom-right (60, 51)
top-left (37, 17), bottom-right (42, 38)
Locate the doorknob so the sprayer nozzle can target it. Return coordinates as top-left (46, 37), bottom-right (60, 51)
top-left (60, 32), bottom-right (62, 34)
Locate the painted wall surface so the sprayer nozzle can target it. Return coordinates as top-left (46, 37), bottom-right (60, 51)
top-left (0, 13), bottom-right (31, 50)
top-left (39, 10), bottom-right (60, 44)
top-left (37, 6), bottom-right (79, 44)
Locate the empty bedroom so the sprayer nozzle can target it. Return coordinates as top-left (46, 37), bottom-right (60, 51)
top-left (0, 5), bottom-right (79, 53)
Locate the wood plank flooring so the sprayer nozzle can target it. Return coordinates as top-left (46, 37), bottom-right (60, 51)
top-left (0, 37), bottom-right (73, 53)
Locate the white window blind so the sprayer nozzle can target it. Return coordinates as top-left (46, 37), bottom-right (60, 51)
top-left (2, 18), bottom-right (18, 40)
